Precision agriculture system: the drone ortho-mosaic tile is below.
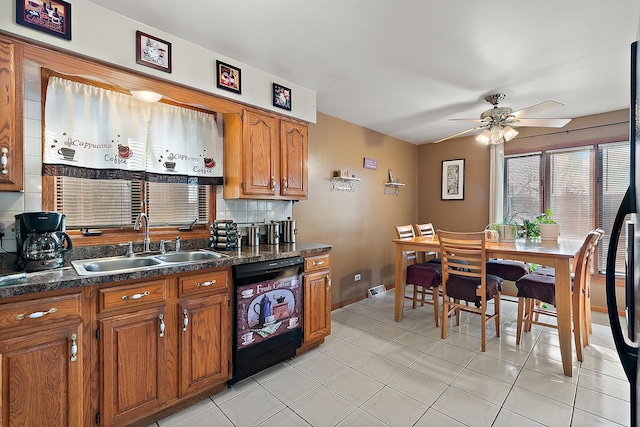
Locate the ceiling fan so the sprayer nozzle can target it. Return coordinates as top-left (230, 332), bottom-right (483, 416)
top-left (434, 93), bottom-right (572, 144)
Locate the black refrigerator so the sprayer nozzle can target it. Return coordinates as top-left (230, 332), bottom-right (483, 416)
top-left (606, 40), bottom-right (640, 427)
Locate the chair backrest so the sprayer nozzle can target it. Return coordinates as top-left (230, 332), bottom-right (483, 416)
top-left (573, 229), bottom-right (603, 293)
top-left (437, 230), bottom-right (486, 282)
top-left (394, 225), bottom-right (415, 240)
top-left (415, 223), bottom-right (436, 237)
top-left (394, 225), bottom-right (417, 261)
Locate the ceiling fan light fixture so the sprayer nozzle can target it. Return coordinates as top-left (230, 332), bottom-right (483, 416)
top-left (476, 129), bottom-right (491, 144)
top-left (502, 125), bottom-right (519, 141)
top-left (130, 90), bottom-right (162, 103)
top-left (489, 126), bottom-right (504, 144)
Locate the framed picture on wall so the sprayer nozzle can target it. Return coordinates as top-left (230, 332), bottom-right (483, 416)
top-left (272, 83), bottom-right (292, 111)
top-left (136, 31), bottom-right (172, 73)
top-left (216, 60), bottom-right (241, 94)
top-left (441, 159), bottom-right (465, 200)
top-left (15, 0), bottom-right (72, 40)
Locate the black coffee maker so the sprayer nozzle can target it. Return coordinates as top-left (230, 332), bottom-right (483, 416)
top-left (15, 212), bottom-right (73, 272)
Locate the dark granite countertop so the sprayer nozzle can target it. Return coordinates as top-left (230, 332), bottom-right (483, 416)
top-left (0, 242), bottom-right (332, 299)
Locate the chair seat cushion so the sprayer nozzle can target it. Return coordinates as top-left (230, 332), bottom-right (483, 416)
top-left (407, 263), bottom-right (442, 289)
top-left (515, 273), bottom-right (557, 305)
top-left (486, 260), bottom-right (529, 281)
top-left (445, 274), bottom-right (503, 307)
top-left (532, 266), bottom-right (556, 277)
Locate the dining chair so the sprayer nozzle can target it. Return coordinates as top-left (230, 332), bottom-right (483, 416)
top-left (582, 228), bottom-right (604, 346)
top-left (414, 223), bottom-right (440, 263)
top-left (515, 229), bottom-right (602, 362)
top-left (394, 225), bottom-right (441, 325)
top-left (437, 230), bottom-right (503, 352)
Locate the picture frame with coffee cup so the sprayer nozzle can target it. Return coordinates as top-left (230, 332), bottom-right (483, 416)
top-left (16, 0), bottom-right (72, 41)
top-left (136, 30), bottom-right (172, 73)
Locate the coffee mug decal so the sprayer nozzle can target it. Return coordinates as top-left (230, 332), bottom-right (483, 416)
top-left (204, 157), bottom-right (216, 168)
top-left (163, 161), bottom-right (176, 172)
top-left (58, 147), bottom-right (75, 160)
top-left (117, 144), bottom-right (132, 159)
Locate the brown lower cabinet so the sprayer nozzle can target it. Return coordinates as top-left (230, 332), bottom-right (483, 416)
top-left (302, 253), bottom-right (332, 347)
top-left (0, 257), bottom-right (331, 426)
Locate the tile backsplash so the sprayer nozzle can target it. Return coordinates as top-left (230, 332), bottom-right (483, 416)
top-left (0, 61), bottom-right (293, 255)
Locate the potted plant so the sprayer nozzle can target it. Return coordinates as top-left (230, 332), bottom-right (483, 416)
top-left (487, 209), bottom-right (520, 242)
top-left (522, 218), bottom-right (540, 240)
top-left (536, 208), bottom-right (560, 241)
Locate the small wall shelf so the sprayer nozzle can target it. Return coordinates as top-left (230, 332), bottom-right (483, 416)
top-left (330, 176), bottom-right (361, 192)
top-left (384, 182), bottom-right (405, 195)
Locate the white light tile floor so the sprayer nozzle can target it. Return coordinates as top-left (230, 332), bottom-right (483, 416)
top-left (152, 292), bottom-right (631, 427)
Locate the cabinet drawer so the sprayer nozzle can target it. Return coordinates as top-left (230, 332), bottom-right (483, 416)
top-left (98, 279), bottom-right (167, 313)
top-left (304, 253), bottom-right (331, 272)
top-left (178, 269), bottom-right (229, 297)
top-left (0, 293), bottom-right (81, 330)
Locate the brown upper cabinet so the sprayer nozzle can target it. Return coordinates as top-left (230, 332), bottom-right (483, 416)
top-left (0, 37), bottom-right (24, 192)
top-left (223, 108), bottom-right (308, 200)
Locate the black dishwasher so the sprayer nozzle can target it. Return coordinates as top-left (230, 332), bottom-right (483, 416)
top-left (230, 256), bottom-right (304, 384)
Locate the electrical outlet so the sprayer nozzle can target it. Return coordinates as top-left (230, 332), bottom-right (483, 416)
top-left (354, 273), bottom-right (361, 281)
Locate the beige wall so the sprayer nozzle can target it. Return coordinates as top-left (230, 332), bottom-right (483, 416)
top-left (297, 110), bottom-right (630, 310)
top-left (294, 113), bottom-right (418, 305)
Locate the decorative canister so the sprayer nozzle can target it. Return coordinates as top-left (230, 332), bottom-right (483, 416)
top-left (281, 219), bottom-right (297, 243)
top-left (246, 226), bottom-right (261, 246)
top-left (266, 222), bottom-right (280, 245)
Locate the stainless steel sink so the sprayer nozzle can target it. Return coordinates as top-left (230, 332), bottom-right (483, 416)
top-left (73, 256), bottom-right (163, 274)
top-left (155, 251), bottom-right (223, 263)
top-left (71, 250), bottom-right (227, 276)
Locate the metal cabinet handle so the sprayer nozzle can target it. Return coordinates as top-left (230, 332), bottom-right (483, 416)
top-left (326, 275), bottom-right (332, 290)
top-left (15, 307), bottom-right (57, 320)
top-left (195, 280), bottom-right (215, 287)
top-left (121, 291), bottom-right (150, 300)
top-left (158, 314), bottom-right (165, 338)
top-left (271, 176), bottom-right (276, 194)
top-left (70, 333), bottom-right (78, 362)
top-left (282, 177), bottom-right (288, 191)
top-left (182, 309), bottom-right (189, 332)
top-left (1, 147), bottom-right (7, 175)
top-left (313, 260), bottom-right (324, 266)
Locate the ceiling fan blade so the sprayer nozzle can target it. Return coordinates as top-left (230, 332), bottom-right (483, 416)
top-left (515, 118), bottom-right (571, 128)
top-left (450, 118), bottom-right (486, 123)
top-left (512, 100), bottom-right (564, 118)
top-left (433, 126), bottom-right (486, 144)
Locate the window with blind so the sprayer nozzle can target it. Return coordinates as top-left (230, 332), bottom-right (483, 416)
top-left (505, 141), bottom-right (629, 275)
top-left (57, 177), bottom-right (209, 229)
top-left (598, 142), bottom-right (630, 274)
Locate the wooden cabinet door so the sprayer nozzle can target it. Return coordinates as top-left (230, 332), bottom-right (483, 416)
top-left (0, 37), bottom-right (23, 191)
top-left (304, 269), bottom-right (332, 342)
top-left (99, 307), bottom-right (168, 427)
top-left (178, 293), bottom-right (230, 396)
top-left (242, 109), bottom-right (279, 196)
top-left (280, 119), bottom-right (308, 199)
top-left (0, 323), bottom-right (83, 427)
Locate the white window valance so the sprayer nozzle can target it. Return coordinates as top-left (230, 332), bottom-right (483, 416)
top-left (43, 76), bottom-right (223, 183)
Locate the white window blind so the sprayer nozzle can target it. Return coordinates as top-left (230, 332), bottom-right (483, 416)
top-left (598, 141), bottom-right (630, 274)
top-left (547, 147), bottom-right (594, 241)
top-left (56, 177), bottom-right (143, 228)
top-left (504, 153), bottom-right (542, 221)
top-left (146, 182), bottom-right (209, 227)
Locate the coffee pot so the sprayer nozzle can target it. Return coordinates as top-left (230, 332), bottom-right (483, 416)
top-left (253, 295), bottom-right (271, 326)
top-left (15, 212), bottom-right (73, 272)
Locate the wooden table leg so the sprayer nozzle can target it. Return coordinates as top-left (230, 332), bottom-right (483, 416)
top-left (394, 245), bottom-right (407, 322)
top-left (554, 257), bottom-right (573, 377)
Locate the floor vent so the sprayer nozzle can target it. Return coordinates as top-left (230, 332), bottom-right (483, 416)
top-left (368, 284), bottom-right (386, 297)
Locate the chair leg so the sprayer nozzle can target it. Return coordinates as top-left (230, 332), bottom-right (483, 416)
top-left (584, 290), bottom-right (592, 346)
top-left (481, 303), bottom-right (486, 352)
top-left (412, 285), bottom-right (418, 309)
top-left (441, 296), bottom-right (449, 340)
top-left (525, 299), bottom-right (534, 333)
top-left (433, 287), bottom-right (440, 327)
top-left (516, 297), bottom-right (525, 345)
top-left (494, 293), bottom-right (501, 338)
top-left (573, 288), bottom-right (584, 363)
top-left (455, 299), bottom-right (461, 326)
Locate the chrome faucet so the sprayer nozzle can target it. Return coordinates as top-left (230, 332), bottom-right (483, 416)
top-left (134, 213), bottom-right (151, 252)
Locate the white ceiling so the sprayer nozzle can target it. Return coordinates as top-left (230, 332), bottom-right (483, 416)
top-left (87, 0), bottom-right (640, 144)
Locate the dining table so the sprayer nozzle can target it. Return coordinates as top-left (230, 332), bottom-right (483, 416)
top-left (393, 235), bottom-right (584, 377)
